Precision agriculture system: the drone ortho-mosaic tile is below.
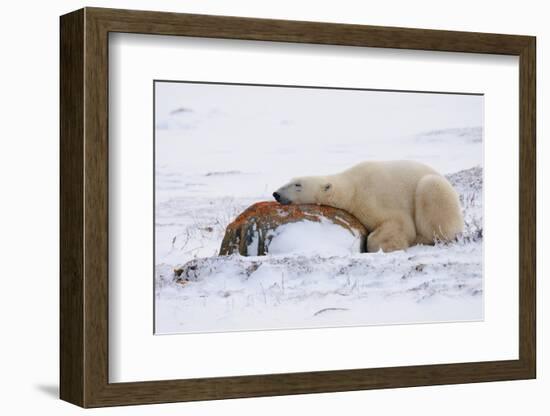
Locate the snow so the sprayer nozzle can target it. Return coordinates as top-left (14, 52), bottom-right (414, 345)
top-left (157, 240), bottom-right (482, 333)
top-left (246, 229), bottom-right (259, 256)
top-left (266, 219), bottom-right (363, 256)
top-left (154, 82), bottom-right (484, 334)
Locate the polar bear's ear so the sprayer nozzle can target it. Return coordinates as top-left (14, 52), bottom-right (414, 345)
top-left (323, 183), bottom-right (332, 192)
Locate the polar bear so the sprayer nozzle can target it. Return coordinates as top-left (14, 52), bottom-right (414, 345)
top-left (273, 160), bottom-right (464, 252)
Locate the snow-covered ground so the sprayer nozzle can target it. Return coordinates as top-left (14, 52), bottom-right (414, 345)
top-left (154, 82), bottom-right (484, 334)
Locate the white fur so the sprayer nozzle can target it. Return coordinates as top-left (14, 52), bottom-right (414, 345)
top-left (274, 160), bottom-right (464, 252)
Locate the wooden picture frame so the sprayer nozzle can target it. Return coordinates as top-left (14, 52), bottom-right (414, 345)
top-left (60, 7), bottom-right (536, 408)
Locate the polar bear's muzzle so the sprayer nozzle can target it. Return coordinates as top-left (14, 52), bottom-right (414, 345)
top-left (273, 192), bottom-right (292, 205)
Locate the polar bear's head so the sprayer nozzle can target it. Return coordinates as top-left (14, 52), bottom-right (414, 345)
top-left (273, 176), bottom-right (333, 205)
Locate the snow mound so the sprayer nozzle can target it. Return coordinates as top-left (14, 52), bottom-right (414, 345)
top-left (267, 219), bottom-right (363, 255)
top-left (446, 166), bottom-right (483, 243)
top-left (416, 127), bottom-right (482, 144)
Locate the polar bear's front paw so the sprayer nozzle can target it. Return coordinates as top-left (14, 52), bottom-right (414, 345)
top-left (366, 221), bottom-right (413, 253)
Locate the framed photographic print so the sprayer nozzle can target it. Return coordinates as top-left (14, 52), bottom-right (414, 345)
top-left (60, 7), bottom-right (536, 408)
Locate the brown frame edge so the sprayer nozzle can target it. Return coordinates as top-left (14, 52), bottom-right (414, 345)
top-left (60, 7), bottom-right (536, 408)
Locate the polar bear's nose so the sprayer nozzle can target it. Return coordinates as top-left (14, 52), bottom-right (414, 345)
top-left (273, 192), bottom-right (281, 202)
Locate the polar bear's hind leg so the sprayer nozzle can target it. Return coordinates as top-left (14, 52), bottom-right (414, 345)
top-left (414, 174), bottom-right (464, 243)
